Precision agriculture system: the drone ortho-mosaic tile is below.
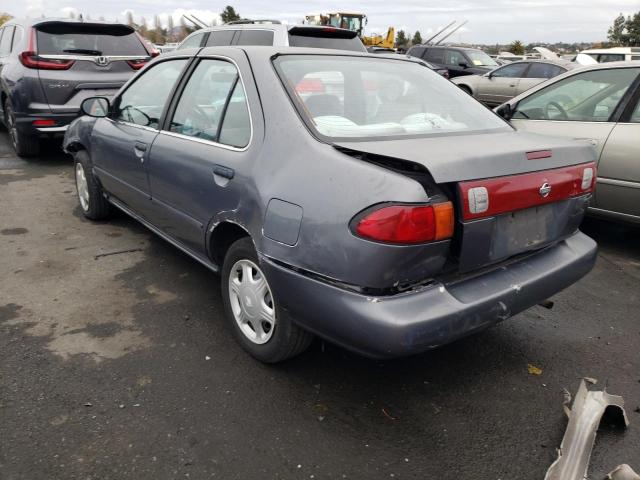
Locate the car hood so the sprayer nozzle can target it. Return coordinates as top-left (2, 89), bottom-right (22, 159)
top-left (334, 130), bottom-right (597, 183)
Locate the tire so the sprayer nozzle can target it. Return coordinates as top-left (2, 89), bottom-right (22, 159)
top-left (73, 150), bottom-right (111, 220)
top-left (221, 237), bottom-right (313, 363)
top-left (4, 99), bottom-right (40, 157)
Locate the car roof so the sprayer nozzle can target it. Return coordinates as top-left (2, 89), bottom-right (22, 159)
top-left (506, 58), bottom-right (577, 69)
top-left (581, 47), bottom-right (640, 54)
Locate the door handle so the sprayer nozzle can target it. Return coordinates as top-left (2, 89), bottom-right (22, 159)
top-left (134, 141), bottom-right (147, 161)
top-left (213, 165), bottom-right (235, 179)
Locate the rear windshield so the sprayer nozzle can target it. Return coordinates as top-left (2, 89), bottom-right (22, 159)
top-left (288, 34), bottom-right (365, 52)
top-left (36, 22), bottom-right (147, 56)
top-left (274, 55), bottom-right (509, 141)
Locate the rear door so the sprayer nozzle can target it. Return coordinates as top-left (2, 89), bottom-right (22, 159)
top-left (146, 54), bottom-right (256, 254)
top-left (477, 62), bottom-right (528, 105)
top-left (34, 22), bottom-right (151, 113)
top-left (595, 89), bottom-right (640, 218)
top-left (91, 58), bottom-right (188, 215)
top-left (516, 62), bottom-right (565, 95)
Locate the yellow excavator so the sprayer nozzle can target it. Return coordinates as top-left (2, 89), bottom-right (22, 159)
top-left (304, 12), bottom-right (395, 50)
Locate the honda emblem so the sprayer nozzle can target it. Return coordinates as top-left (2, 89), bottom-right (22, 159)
top-left (95, 56), bottom-right (109, 66)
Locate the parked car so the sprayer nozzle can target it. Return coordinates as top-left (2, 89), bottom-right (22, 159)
top-left (0, 18), bottom-right (156, 157)
top-left (406, 45), bottom-right (498, 78)
top-left (577, 47), bottom-right (640, 63)
top-left (495, 62), bottom-right (640, 224)
top-left (177, 23), bottom-right (366, 52)
top-left (452, 60), bottom-right (575, 106)
top-left (64, 46), bottom-right (597, 362)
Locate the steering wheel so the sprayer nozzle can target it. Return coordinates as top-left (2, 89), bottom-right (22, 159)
top-left (121, 105), bottom-right (153, 126)
top-left (545, 101), bottom-right (568, 120)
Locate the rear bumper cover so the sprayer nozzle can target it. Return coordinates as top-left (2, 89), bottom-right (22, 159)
top-left (15, 113), bottom-right (79, 137)
top-left (262, 231), bottom-right (597, 358)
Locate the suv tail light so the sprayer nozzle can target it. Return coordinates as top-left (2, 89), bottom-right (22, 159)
top-left (19, 27), bottom-right (75, 70)
top-left (353, 202), bottom-right (454, 244)
top-left (127, 59), bottom-right (148, 70)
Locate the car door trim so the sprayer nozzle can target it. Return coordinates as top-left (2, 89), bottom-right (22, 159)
top-left (597, 177), bottom-right (640, 189)
top-left (159, 54), bottom-right (253, 152)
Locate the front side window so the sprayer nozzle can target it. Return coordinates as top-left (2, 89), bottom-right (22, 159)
top-left (169, 59), bottom-right (251, 148)
top-left (115, 59), bottom-right (188, 128)
top-left (513, 68), bottom-right (640, 122)
top-left (275, 55), bottom-right (510, 141)
top-left (526, 63), bottom-right (565, 79)
top-left (491, 63), bottom-right (528, 78)
top-left (179, 32), bottom-right (205, 50)
top-left (444, 49), bottom-right (465, 66)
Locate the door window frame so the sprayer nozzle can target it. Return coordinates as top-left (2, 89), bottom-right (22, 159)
top-left (110, 56), bottom-right (193, 132)
top-left (159, 55), bottom-right (254, 152)
top-left (617, 76), bottom-right (640, 123)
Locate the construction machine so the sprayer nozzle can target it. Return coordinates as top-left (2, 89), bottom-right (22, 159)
top-left (304, 12), bottom-right (395, 50)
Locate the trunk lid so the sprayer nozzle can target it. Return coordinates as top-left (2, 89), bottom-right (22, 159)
top-left (336, 130), bottom-right (597, 274)
top-left (33, 21), bottom-right (150, 112)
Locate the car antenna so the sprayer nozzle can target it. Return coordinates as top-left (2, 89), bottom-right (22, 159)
top-left (423, 21), bottom-right (456, 45)
top-left (433, 20), bottom-right (468, 46)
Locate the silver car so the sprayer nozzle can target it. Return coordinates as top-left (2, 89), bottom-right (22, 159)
top-left (452, 60), bottom-right (574, 106)
top-left (496, 61), bottom-right (640, 224)
top-left (64, 47), bottom-right (597, 362)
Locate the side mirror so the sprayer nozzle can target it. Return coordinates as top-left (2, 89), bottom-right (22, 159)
top-left (495, 103), bottom-right (513, 121)
top-left (485, 72), bottom-right (493, 79)
top-left (81, 97), bottom-right (110, 118)
top-left (458, 62), bottom-right (469, 69)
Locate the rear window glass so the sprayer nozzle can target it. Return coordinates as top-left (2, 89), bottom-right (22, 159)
top-left (206, 30), bottom-right (236, 46)
top-left (235, 30), bottom-right (274, 46)
top-left (288, 34), bottom-right (364, 52)
top-left (274, 55), bottom-right (509, 141)
top-left (36, 23), bottom-right (147, 56)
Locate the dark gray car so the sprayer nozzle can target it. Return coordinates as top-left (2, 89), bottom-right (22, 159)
top-left (64, 46), bottom-right (598, 363)
top-left (0, 18), bottom-right (155, 156)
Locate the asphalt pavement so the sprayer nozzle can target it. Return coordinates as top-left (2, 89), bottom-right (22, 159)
top-left (1, 131), bottom-right (639, 480)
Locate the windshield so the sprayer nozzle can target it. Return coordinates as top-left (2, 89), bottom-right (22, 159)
top-left (274, 55), bottom-right (509, 141)
top-left (466, 50), bottom-right (498, 67)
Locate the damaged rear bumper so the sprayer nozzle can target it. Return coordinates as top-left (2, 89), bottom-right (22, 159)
top-left (262, 231), bottom-right (597, 358)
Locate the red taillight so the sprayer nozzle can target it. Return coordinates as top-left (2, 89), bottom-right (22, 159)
top-left (127, 59), bottom-right (148, 70)
top-left (19, 51), bottom-right (75, 70)
top-left (296, 78), bottom-right (325, 94)
top-left (32, 119), bottom-right (56, 127)
top-left (354, 202), bottom-right (454, 244)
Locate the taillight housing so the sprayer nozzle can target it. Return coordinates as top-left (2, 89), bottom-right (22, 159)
top-left (19, 52), bottom-right (75, 70)
top-left (127, 59), bottom-right (148, 70)
top-left (353, 202), bottom-right (454, 244)
top-left (19, 27), bottom-right (75, 70)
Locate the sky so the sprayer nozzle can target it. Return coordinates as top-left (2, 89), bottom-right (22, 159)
top-left (3, 0), bottom-right (639, 43)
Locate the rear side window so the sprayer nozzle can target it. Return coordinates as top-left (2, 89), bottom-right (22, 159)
top-left (526, 63), bottom-right (565, 79)
top-left (407, 46), bottom-right (425, 58)
top-left (169, 59), bottom-right (251, 148)
top-left (179, 32), bottom-right (206, 50)
top-left (288, 33), bottom-right (365, 52)
top-left (206, 30), bottom-right (236, 46)
top-left (235, 30), bottom-right (274, 46)
top-left (36, 23), bottom-right (147, 56)
top-left (598, 54), bottom-right (625, 63)
top-left (424, 48), bottom-right (444, 63)
top-left (0, 26), bottom-right (14, 56)
top-left (115, 59), bottom-right (188, 128)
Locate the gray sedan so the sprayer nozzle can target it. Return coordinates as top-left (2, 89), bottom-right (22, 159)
top-left (64, 47), bottom-right (597, 362)
top-left (452, 60), bottom-right (574, 106)
top-left (496, 62), bottom-right (640, 224)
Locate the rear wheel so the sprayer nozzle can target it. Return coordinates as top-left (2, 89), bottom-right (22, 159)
top-left (73, 150), bottom-right (111, 220)
top-left (221, 237), bottom-right (313, 363)
top-left (4, 99), bottom-right (40, 157)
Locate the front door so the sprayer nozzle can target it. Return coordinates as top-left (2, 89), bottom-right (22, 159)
top-left (477, 62), bottom-right (528, 105)
top-left (91, 58), bottom-right (188, 214)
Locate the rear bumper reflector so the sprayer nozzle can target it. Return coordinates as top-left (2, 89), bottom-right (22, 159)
top-left (458, 162), bottom-right (596, 221)
top-left (526, 150), bottom-right (553, 160)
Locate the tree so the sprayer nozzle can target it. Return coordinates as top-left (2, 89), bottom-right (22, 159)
top-left (396, 29), bottom-right (408, 48)
top-left (608, 13), bottom-right (628, 45)
top-left (220, 6), bottom-right (241, 24)
top-left (411, 31), bottom-right (423, 45)
top-left (0, 12), bottom-right (12, 26)
top-left (126, 11), bottom-right (136, 28)
top-left (626, 12), bottom-right (640, 46)
top-left (167, 15), bottom-right (175, 42)
top-left (509, 40), bottom-right (525, 55)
